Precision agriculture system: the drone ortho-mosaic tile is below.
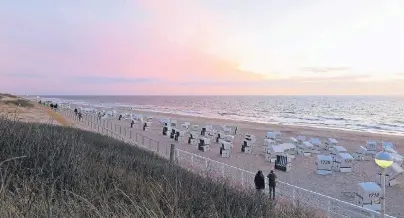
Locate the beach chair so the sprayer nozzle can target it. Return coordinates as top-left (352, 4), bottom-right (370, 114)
top-left (279, 143), bottom-right (296, 158)
top-left (325, 138), bottom-right (338, 150)
top-left (181, 122), bottom-right (190, 130)
top-left (309, 137), bottom-right (325, 152)
top-left (198, 137), bottom-right (211, 152)
top-left (296, 135), bottom-right (306, 143)
top-left (316, 155), bottom-right (333, 175)
top-left (352, 146), bottom-right (368, 161)
top-left (265, 145), bottom-right (284, 162)
top-left (297, 142), bottom-right (313, 156)
top-left (188, 132), bottom-right (199, 145)
top-left (355, 182), bottom-right (381, 211)
top-left (376, 163), bottom-right (404, 187)
top-left (266, 131), bottom-right (281, 140)
top-left (333, 153), bottom-right (354, 172)
top-left (331, 146), bottom-right (348, 161)
top-left (365, 140), bottom-right (378, 154)
top-left (220, 141), bottom-right (232, 158)
top-left (274, 154), bottom-right (292, 172)
top-left (289, 137), bottom-right (299, 145)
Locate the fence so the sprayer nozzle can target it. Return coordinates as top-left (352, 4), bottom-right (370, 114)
top-left (62, 109), bottom-right (171, 158)
top-left (60, 108), bottom-right (395, 218)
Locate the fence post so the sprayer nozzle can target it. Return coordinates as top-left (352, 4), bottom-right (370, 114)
top-left (119, 125), bottom-right (121, 134)
top-left (241, 172), bottom-right (244, 188)
top-left (129, 131), bottom-right (132, 139)
top-left (191, 155), bottom-right (194, 167)
top-left (170, 144), bottom-right (176, 163)
top-left (292, 188), bottom-right (296, 206)
top-left (327, 200), bottom-right (331, 218)
top-left (136, 133), bottom-right (138, 143)
top-left (157, 142), bottom-right (160, 153)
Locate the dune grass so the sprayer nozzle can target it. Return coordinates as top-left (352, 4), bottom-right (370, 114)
top-left (0, 93), bottom-right (17, 98)
top-left (44, 107), bottom-right (70, 126)
top-left (2, 99), bottom-right (34, 108)
top-left (0, 118), bottom-right (321, 218)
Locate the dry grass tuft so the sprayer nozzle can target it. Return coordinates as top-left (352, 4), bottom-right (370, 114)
top-left (44, 108), bottom-right (70, 126)
top-left (0, 118), bottom-right (322, 218)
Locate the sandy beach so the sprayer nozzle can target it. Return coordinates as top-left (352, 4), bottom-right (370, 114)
top-left (66, 105), bottom-right (404, 217)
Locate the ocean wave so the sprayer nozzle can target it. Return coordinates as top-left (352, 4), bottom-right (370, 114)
top-left (44, 96), bottom-right (404, 136)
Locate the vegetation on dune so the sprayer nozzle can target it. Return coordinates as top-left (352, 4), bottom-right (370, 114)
top-left (0, 93), bottom-right (17, 98)
top-left (2, 99), bottom-right (34, 108)
top-left (0, 118), bottom-right (320, 218)
top-left (0, 94), bottom-right (33, 108)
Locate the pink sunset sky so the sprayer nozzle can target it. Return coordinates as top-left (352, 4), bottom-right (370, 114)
top-left (1, 0), bottom-right (403, 95)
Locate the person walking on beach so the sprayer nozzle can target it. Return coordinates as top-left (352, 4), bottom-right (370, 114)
top-left (254, 170), bottom-right (265, 199)
top-left (131, 120), bottom-right (135, 128)
top-left (74, 108), bottom-right (78, 116)
top-left (267, 170), bottom-right (277, 199)
top-left (78, 112), bottom-right (82, 121)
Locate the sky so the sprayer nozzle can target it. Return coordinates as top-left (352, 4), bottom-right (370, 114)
top-left (1, 0), bottom-right (403, 95)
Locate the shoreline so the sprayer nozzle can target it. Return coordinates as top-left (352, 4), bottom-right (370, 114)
top-left (126, 108), bottom-right (404, 137)
top-left (120, 108), bottom-right (404, 146)
top-left (61, 101), bottom-right (404, 136)
top-left (30, 95), bottom-right (404, 136)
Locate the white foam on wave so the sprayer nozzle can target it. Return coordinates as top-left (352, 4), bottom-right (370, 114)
top-left (41, 96), bottom-right (404, 136)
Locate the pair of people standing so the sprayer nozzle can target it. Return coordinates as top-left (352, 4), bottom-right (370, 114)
top-left (254, 170), bottom-right (277, 199)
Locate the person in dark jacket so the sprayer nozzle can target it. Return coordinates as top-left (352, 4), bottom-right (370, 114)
top-left (74, 108), bottom-right (78, 116)
top-left (131, 120), bottom-right (135, 128)
top-left (267, 170), bottom-right (277, 199)
top-left (78, 112), bottom-right (82, 121)
top-left (254, 170), bottom-right (265, 198)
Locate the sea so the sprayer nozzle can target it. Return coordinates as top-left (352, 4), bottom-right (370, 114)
top-left (36, 95), bottom-right (404, 136)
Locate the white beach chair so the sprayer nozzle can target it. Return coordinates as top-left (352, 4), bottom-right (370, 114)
top-left (352, 146), bottom-right (368, 161)
top-left (355, 182), bottom-right (381, 211)
top-left (297, 142), bottom-right (313, 156)
top-left (325, 138), bottom-right (338, 150)
top-left (289, 137), bottom-right (299, 145)
top-left (296, 135), bottom-right (306, 143)
top-left (316, 155), bottom-right (333, 175)
top-left (265, 145), bottom-right (284, 162)
top-left (333, 153), bottom-right (354, 173)
top-left (376, 163), bottom-right (404, 187)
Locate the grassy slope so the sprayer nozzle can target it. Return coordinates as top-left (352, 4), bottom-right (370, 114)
top-left (0, 108), bottom-right (320, 218)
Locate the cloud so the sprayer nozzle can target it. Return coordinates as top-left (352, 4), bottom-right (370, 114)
top-left (300, 67), bottom-right (352, 73)
top-left (289, 74), bottom-right (370, 83)
top-left (70, 76), bottom-right (159, 84)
